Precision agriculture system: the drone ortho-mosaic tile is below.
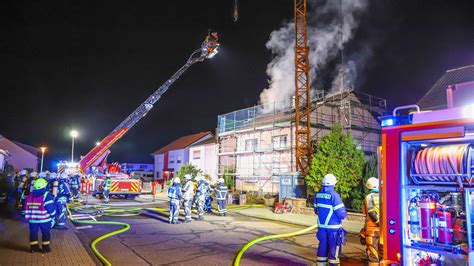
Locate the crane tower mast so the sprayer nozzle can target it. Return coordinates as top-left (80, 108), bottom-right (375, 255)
top-left (294, 0), bottom-right (312, 175)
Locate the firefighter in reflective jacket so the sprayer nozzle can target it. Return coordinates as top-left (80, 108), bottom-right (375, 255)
top-left (215, 178), bottom-right (228, 216)
top-left (195, 176), bottom-right (207, 220)
top-left (167, 177), bottom-right (182, 224)
top-left (182, 174), bottom-right (195, 223)
top-left (54, 173), bottom-right (71, 229)
top-left (314, 174), bottom-right (347, 266)
top-left (70, 174), bottom-right (80, 201)
top-left (103, 174), bottom-right (111, 204)
top-left (24, 178), bottom-right (56, 253)
top-left (360, 177), bottom-right (382, 265)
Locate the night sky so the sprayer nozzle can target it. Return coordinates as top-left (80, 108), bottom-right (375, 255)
top-left (1, 0), bottom-right (473, 169)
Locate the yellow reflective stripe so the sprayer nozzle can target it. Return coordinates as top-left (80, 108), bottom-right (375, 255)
top-left (30, 241), bottom-right (38, 245)
top-left (42, 241), bottom-right (50, 245)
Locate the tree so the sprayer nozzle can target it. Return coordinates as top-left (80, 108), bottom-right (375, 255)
top-left (306, 124), bottom-right (366, 211)
top-left (363, 153), bottom-right (379, 192)
top-left (176, 163), bottom-right (201, 180)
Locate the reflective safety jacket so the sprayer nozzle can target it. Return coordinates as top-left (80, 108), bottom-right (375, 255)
top-left (24, 188), bottom-right (57, 223)
top-left (363, 190), bottom-right (380, 235)
top-left (167, 184), bottom-right (182, 202)
top-left (196, 180), bottom-right (207, 198)
top-left (103, 178), bottom-right (111, 191)
top-left (57, 180), bottom-right (71, 202)
top-left (313, 186), bottom-right (347, 230)
top-left (215, 184), bottom-right (228, 201)
top-left (182, 181), bottom-right (195, 200)
top-left (71, 176), bottom-right (80, 189)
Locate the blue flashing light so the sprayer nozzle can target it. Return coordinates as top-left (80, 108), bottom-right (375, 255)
top-left (381, 114), bottom-right (414, 127)
top-left (381, 118), bottom-right (394, 127)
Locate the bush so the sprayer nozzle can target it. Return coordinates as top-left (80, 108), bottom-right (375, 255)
top-left (176, 164), bottom-right (201, 180)
top-left (306, 124), bottom-right (366, 211)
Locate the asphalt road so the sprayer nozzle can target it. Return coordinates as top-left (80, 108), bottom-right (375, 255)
top-left (72, 198), bottom-right (367, 265)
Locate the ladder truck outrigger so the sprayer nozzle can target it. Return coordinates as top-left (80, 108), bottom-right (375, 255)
top-left (62, 32), bottom-right (219, 200)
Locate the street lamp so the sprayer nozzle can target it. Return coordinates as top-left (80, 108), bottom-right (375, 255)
top-left (40, 147), bottom-right (47, 172)
top-left (70, 130), bottom-right (78, 162)
top-left (96, 141), bottom-right (101, 146)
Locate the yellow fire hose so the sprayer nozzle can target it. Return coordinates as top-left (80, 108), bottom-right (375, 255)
top-left (233, 223), bottom-right (318, 266)
top-left (66, 204), bottom-right (142, 266)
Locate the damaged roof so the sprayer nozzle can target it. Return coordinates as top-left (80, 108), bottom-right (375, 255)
top-left (151, 132), bottom-right (213, 155)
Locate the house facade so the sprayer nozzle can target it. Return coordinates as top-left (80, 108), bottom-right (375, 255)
top-left (0, 149), bottom-right (10, 172)
top-left (0, 135), bottom-right (39, 171)
top-left (151, 132), bottom-right (215, 181)
top-left (217, 90), bottom-right (386, 194)
top-left (188, 138), bottom-right (218, 183)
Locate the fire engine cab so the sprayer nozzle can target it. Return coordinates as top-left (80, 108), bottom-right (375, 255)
top-left (381, 103), bottom-right (474, 265)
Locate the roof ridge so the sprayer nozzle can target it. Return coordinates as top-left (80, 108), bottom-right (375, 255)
top-left (446, 65), bottom-right (474, 73)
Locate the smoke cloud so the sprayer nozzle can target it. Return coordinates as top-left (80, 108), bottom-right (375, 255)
top-left (259, 0), bottom-right (369, 111)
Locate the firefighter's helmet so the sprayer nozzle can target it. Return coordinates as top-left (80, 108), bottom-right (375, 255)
top-left (366, 177), bottom-right (379, 190)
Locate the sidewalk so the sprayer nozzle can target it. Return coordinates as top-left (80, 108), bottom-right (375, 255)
top-left (233, 207), bottom-right (364, 234)
top-left (0, 204), bottom-right (97, 265)
top-left (142, 192), bottom-right (364, 233)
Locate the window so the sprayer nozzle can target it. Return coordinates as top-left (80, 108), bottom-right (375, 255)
top-left (272, 135), bottom-right (288, 149)
top-left (169, 156), bottom-right (175, 164)
top-left (193, 150), bottom-right (201, 160)
top-left (177, 156), bottom-right (182, 164)
top-left (245, 139), bottom-right (258, 151)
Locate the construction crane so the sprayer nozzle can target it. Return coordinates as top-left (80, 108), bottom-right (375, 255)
top-left (78, 32), bottom-right (220, 173)
top-left (294, 0), bottom-right (312, 175)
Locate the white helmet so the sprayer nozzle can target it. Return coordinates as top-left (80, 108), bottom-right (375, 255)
top-left (19, 169), bottom-right (28, 176)
top-left (50, 173), bottom-right (57, 179)
top-left (173, 177), bottom-right (181, 184)
top-left (195, 175), bottom-right (202, 181)
top-left (366, 177), bottom-right (379, 190)
top-left (184, 174), bottom-right (192, 180)
top-left (30, 171), bottom-right (38, 178)
top-left (38, 172), bottom-right (47, 178)
top-left (218, 177), bottom-right (225, 184)
top-left (322, 174), bottom-right (337, 186)
top-left (60, 172), bottom-right (68, 179)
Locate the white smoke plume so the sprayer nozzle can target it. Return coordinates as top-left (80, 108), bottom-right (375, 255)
top-left (259, 0), bottom-right (369, 111)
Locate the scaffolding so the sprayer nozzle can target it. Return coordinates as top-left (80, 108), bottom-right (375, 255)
top-left (216, 89), bottom-right (386, 194)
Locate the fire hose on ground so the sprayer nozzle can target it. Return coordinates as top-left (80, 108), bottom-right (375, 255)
top-left (66, 203), bottom-right (143, 266)
top-left (232, 223), bottom-right (318, 266)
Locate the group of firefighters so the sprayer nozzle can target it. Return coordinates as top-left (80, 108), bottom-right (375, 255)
top-left (314, 173), bottom-right (381, 266)
top-left (167, 174), bottom-right (228, 224)
top-left (7, 169), bottom-right (93, 253)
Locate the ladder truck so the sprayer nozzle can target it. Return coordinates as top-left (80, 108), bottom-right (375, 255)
top-left (65, 32), bottom-right (220, 199)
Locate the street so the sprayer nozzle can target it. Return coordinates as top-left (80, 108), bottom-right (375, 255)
top-left (71, 197), bottom-right (366, 265)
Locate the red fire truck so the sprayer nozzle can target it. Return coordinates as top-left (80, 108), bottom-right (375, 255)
top-left (380, 104), bottom-right (474, 265)
top-left (92, 164), bottom-right (141, 200)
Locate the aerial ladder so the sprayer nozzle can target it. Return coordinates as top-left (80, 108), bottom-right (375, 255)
top-left (78, 32), bottom-right (220, 173)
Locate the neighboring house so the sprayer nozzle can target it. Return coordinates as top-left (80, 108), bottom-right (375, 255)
top-left (188, 137), bottom-right (218, 183)
top-left (418, 65), bottom-right (474, 111)
top-left (0, 135), bottom-right (39, 171)
top-left (122, 163), bottom-right (154, 173)
top-left (0, 149), bottom-right (11, 172)
top-left (217, 90), bottom-right (386, 194)
top-left (151, 132), bottom-right (215, 181)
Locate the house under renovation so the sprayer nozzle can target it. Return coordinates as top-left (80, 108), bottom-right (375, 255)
top-left (216, 90), bottom-right (386, 194)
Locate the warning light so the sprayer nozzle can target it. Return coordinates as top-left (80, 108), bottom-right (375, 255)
top-left (381, 118), bottom-right (394, 127)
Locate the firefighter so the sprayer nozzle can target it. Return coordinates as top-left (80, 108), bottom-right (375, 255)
top-left (167, 177), bottom-right (182, 224)
top-left (360, 177), bottom-right (382, 265)
top-left (103, 174), bottom-right (111, 204)
top-left (314, 174), bottom-right (347, 266)
top-left (54, 173), bottom-right (71, 230)
top-left (195, 175), bottom-right (207, 221)
top-left (24, 178), bottom-right (56, 253)
top-left (70, 174), bottom-right (80, 201)
top-left (215, 178), bottom-right (228, 216)
top-left (20, 171), bottom-right (37, 215)
top-left (16, 169), bottom-right (29, 210)
top-left (204, 179), bottom-right (213, 213)
top-left (182, 174), bottom-right (195, 223)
